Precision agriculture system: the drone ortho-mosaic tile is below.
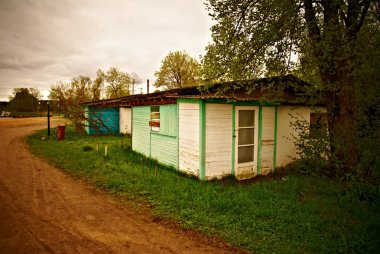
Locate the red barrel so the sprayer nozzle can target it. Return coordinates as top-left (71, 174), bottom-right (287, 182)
top-left (57, 126), bottom-right (66, 140)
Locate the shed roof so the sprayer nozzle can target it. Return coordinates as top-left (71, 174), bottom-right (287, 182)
top-left (83, 74), bottom-right (321, 107)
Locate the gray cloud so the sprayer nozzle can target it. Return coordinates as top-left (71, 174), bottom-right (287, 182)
top-left (0, 0), bottom-right (213, 100)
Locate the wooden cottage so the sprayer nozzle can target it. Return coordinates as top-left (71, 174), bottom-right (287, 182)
top-left (84, 75), bottom-right (326, 180)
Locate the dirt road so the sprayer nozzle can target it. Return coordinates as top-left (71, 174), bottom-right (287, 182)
top-left (0, 118), bottom-right (235, 254)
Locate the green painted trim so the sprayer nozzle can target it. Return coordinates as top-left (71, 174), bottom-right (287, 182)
top-left (149, 106), bottom-right (152, 157)
top-left (199, 100), bottom-right (206, 180)
top-left (202, 98), bottom-right (229, 104)
top-left (257, 105), bottom-right (263, 175)
top-left (231, 103), bottom-right (236, 176)
top-left (177, 100), bottom-right (180, 170)
top-left (131, 107), bottom-right (133, 149)
top-left (178, 97), bottom-right (280, 106)
top-left (177, 98), bottom-right (200, 103)
top-left (235, 101), bottom-right (278, 107)
top-left (273, 106), bottom-right (278, 174)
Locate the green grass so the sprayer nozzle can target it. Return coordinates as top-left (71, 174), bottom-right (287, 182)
top-left (27, 126), bottom-right (380, 253)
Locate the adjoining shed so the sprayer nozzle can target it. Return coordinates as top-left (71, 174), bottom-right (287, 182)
top-left (84, 75), bottom-right (326, 180)
top-left (83, 97), bottom-right (123, 135)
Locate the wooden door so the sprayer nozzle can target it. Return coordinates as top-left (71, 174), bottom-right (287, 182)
top-left (235, 106), bottom-right (259, 178)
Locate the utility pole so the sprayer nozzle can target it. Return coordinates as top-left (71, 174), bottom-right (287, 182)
top-left (47, 101), bottom-right (50, 136)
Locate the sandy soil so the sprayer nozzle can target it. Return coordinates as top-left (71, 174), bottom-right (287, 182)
top-left (0, 117), bottom-right (238, 254)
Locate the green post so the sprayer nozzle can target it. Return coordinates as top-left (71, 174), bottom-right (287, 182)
top-left (257, 105), bottom-right (263, 175)
top-left (177, 99), bottom-right (180, 170)
top-left (199, 100), bottom-right (206, 180)
top-left (273, 106), bottom-right (278, 174)
top-left (231, 103), bottom-right (236, 176)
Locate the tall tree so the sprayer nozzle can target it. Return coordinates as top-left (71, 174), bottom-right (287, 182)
top-left (8, 88), bottom-right (40, 112)
top-left (203, 0), bottom-right (379, 174)
top-left (92, 69), bottom-right (105, 101)
top-left (104, 67), bottom-right (131, 99)
top-left (155, 51), bottom-right (201, 90)
top-left (50, 76), bottom-right (93, 131)
top-left (130, 72), bottom-right (142, 95)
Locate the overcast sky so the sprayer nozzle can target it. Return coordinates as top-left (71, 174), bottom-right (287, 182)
top-left (0, 0), bottom-right (213, 101)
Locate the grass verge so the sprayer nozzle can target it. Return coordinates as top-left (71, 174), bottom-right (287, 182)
top-left (27, 126), bottom-right (380, 253)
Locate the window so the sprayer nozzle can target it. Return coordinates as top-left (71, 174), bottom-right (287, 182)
top-left (310, 113), bottom-right (328, 138)
top-left (150, 106), bottom-right (160, 132)
top-left (149, 105), bottom-right (177, 136)
top-left (237, 110), bottom-right (255, 163)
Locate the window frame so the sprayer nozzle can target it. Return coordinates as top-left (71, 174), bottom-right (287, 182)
top-left (150, 105), bottom-right (160, 132)
top-left (309, 112), bottom-right (328, 139)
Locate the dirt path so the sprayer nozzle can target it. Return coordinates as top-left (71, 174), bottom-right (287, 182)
top-left (0, 118), bottom-right (236, 254)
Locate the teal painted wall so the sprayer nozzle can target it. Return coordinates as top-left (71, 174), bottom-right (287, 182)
top-left (132, 104), bottom-right (178, 168)
top-left (132, 106), bottom-right (151, 156)
top-left (86, 107), bottom-right (120, 135)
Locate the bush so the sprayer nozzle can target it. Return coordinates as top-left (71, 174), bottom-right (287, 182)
top-left (289, 112), bottom-right (330, 175)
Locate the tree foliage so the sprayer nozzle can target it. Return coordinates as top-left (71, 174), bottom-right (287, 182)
top-left (204, 0), bottom-right (379, 177)
top-left (8, 88), bottom-right (41, 112)
top-left (50, 76), bottom-right (94, 131)
top-left (104, 67), bottom-right (131, 98)
top-left (155, 51), bottom-right (201, 90)
top-left (49, 67), bottom-right (141, 133)
top-left (92, 69), bottom-right (105, 101)
top-left (130, 72), bottom-right (142, 95)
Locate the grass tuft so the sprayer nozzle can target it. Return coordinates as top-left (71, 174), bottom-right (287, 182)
top-left (82, 145), bottom-right (93, 151)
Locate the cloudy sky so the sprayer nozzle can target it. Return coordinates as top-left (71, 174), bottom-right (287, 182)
top-left (0, 0), bottom-right (213, 101)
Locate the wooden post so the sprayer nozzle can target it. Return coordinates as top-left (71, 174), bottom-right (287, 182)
top-left (47, 101), bottom-right (50, 136)
top-left (96, 143), bottom-right (99, 151)
top-left (105, 145), bottom-right (108, 157)
top-left (147, 79), bottom-right (149, 94)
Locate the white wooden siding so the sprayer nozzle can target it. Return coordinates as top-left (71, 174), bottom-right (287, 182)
top-left (119, 107), bottom-right (131, 134)
top-left (260, 107), bottom-right (275, 175)
top-left (178, 102), bottom-right (199, 176)
top-left (205, 104), bottom-right (232, 179)
top-left (276, 106), bottom-right (326, 167)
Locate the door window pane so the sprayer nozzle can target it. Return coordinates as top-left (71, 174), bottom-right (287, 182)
top-left (238, 146), bottom-right (254, 163)
top-left (239, 110), bottom-right (255, 127)
top-left (238, 128), bottom-right (254, 145)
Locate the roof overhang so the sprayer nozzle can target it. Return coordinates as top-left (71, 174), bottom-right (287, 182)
top-left (81, 75), bottom-right (325, 108)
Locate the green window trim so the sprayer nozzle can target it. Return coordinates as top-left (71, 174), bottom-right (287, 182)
top-left (149, 104), bottom-right (177, 137)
